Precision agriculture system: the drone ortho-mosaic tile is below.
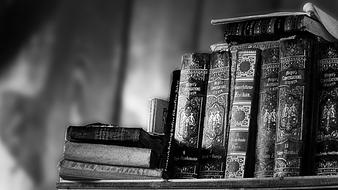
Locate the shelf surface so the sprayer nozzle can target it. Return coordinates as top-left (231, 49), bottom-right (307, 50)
top-left (57, 175), bottom-right (338, 189)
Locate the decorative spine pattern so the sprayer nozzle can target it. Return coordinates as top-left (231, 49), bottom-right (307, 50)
top-left (225, 49), bottom-right (261, 178)
top-left (200, 43), bottom-right (231, 178)
top-left (173, 53), bottom-right (210, 178)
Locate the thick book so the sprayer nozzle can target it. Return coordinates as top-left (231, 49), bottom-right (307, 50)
top-left (148, 98), bottom-right (169, 135)
top-left (254, 42), bottom-right (280, 178)
top-left (200, 43), bottom-right (231, 178)
top-left (162, 70), bottom-right (180, 178)
top-left (173, 53), bottom-right (210, 178)
top-left (59, 159), bottom-right (163, 180)
top-left (66, 124), bottom-right (164, 155)
top-left (225, 49), bottom-right (261, 178)
top-left (63, 141), bottom-right (158, 168)
top-left (212, 12), bottom-right (335, 43)
top-left (274, 36), bottom-right (315, 177)
top-left (315, 43), bottom-right (338, 175)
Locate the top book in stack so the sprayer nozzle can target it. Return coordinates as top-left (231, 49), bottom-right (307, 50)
top-left (211, 2), bottom-right (338, 43)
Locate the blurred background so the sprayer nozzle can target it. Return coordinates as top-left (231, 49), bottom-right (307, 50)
top-left (0, 0), bottom-right (337, 189)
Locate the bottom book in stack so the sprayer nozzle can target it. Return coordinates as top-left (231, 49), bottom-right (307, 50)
top-left (58, 123), bottom-right (165, 180)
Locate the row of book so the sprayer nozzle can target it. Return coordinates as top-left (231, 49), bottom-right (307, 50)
top-left (164, 3), bottom-right (338, 179)
top-left (57, 2), bottom-right (338, 181)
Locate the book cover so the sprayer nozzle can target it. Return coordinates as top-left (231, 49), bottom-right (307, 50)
top-left (59, 159), bottom-right (163, 180)
top-left (200, 43), bottom-right (231, 178)
top-left (66, 125), bottom-right (164, 155)
top-left (212, 12), bottom-right (335, 43)
top-left (225, 49), bottom-right (261, 178)
top-left (173, 53), bottom-right (210, 178)
top-left (315, 43), bottom-right (338, 175)
top-left (254, 44), bottom-right (280, 178)
top-left (274, 36), bottom-right (314, 177)
top-left (63, 141), bottom-right (158, 168)
top-left (148, 98), bottom-right (169, 135)
top-left (162, 70), bottom-right (180, 178)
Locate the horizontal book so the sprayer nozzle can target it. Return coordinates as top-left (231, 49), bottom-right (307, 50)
top-left (66, 124), bottom-right (164, 155)
top-left (212, 11), bottom-right (335, 43)
top-left (59, 160), bottom-right (163, 180)
top-left (64, 141), bottom-right (158, 168)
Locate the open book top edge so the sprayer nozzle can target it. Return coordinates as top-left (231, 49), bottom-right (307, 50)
top-left (211, 11), bottom-right (311, 25)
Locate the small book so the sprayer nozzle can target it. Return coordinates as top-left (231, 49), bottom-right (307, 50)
top-left (63, 141), bottom-right (158, 168)
top-left (66, 124), bottom-right (164, 155)
top-left (59, 159), bottom-right (163, 180)
top-left (148, 98), bottom-right (169, 135)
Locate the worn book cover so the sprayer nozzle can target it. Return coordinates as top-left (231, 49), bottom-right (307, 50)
top-left (66, 125), bottom-right (164, 155)
top-left (59, 159), bottom-right (163, 180)
top-left (315, 43), bottom-right (338, 175)
top-left (274, 36), bottom-right (314, 177)
top-left (254, 43), bottom-right (280, 178)
top-left (63, 141), bottom-right (158, 168)
top-left (173, 53), bottom-right (210, 178)
top-left (148, 98), bottom-right (169, 135)
top-left (200, 43), bottom-right (231, 178)
top-left (225, 49), bottom-right (261, 178)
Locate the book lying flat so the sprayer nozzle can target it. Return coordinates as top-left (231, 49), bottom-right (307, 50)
top-left (64, 141), bottom-right (158, 168)
top-left (59, 160), bottom-right (163, 180)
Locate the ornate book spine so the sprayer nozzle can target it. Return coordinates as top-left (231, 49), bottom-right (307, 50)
top-left (64, 141), bottom-right (157, 168)
top-left (162, 70), bottom-right (180, 178)
top-left (59, 160), bottom-right (163, 180)
top-left (274, 37), bottom-right (313, 177)
top-left (173, 53), bottom-right (210, 178)
top-left (225, 49), bottom-right (261, 178)
top-left (200, 43), bottom-right (231, 178)
top-left (254, 46), bottom-right (280, 177)
top-left (315, 43), bottom-right (338, 175)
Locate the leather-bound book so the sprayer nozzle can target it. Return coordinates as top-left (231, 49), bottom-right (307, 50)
top-left (315, 43), bottom-right (338, 175)
top-left (254, 44), bottom-right (280, 178)
top-left (162, 70), bottom-right (180, 178)
top-left (173, 53), bottom-right (210, 178)
top-left (274, 36), bottom-right (314, 177)
top-left (200, 43), bottom-right (231, 178)
top-left (225, 49), bottom-right (261, 178)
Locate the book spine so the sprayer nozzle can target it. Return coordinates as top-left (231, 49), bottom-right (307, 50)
top-left (225, 49), bottom-right (261, 178)
top-left (162, 70), bottom-right (180, 178)
top-left (315, 43), bottom-right (338, 175)
top-left (200, 43), bottom-right (231, 178)
top-left (148, 99), bottom-right (169, 134)
top-left (274, 37), bottom-right (313, 177)
top-left (64, 141), bottom-right (155, 168)
top-left (254, 46), bottom-right (280, 178)
top-left (66, 126), bottom-right (140, 142)
top-left (173, 53), bottom-right (210, 178)
top-left (59, 160), bottom-right (163, 180)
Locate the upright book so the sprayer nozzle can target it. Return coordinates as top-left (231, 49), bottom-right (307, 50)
top-left (254, 41), bottom-right (280, 178)
top-left (274, 36), bottom-right (315, 177)
top-left (162, 70), bottom-right (180, 178)
top-left (148, 98), bottom-right (169, 135)
top-left (200, 43), bottom-right (231, 178)
top-left (225, 49), bottom-right (261, 178)
top-left (315, 42), bottom-right (338, 175)
top-left (173, 53), bottom-right (210, 178)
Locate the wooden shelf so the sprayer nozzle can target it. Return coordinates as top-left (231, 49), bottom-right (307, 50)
top-left (57, 176), bottom-right (338, 189)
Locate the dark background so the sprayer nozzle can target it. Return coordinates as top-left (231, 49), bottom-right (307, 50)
top-left (0, 0), bottom-right (337, 189)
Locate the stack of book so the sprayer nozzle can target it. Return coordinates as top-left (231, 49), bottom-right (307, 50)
top-left (163, 2), bottom-right (338, 179)
top-left (58, 123), bottom-right (166, 180)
